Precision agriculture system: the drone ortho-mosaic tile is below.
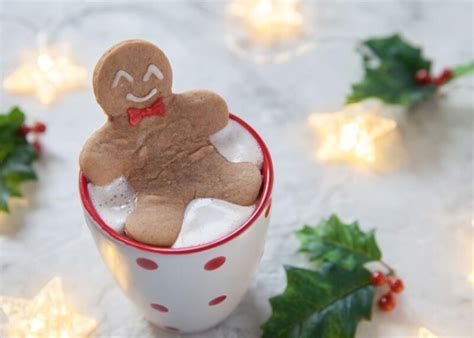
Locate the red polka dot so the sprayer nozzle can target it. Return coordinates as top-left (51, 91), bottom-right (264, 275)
top-left (136, 258), bottom-right (158, 270)
top-left (208, 295), bottom-right (227, 306)
top-left (204, 256), bottom-right (226, 271)
top-left (165, 326), bottom-right (179, 332)
top-left (265, 199), bottom-right (272, 218)
top-left (150, 303), bottom-right (168, 312)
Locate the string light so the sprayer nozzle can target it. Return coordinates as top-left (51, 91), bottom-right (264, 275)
top-left (418, 327), bottom-right (438, 338)
top-left (0, 277), bottom-right (96, 337)
top-left (308, 100), bottom-right (397, 165)
top-left (227, 0), bottom-right (304, 45)
top-left (3, 46), bottom-right (86, 105)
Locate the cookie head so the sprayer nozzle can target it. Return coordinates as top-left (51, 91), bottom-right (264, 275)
top-left (93, 40), bottom-right (173, 119)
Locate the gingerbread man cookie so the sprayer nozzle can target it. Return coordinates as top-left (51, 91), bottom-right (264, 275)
top-left (80, 40), bottom-right (262, 247)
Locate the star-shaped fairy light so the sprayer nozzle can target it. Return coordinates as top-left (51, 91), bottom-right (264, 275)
top-left (418, 327), bottom-right (438, 338)
top-left (228, 0), bottom-right (303, 45)
top-left (308, 99), bottom-right (397, 165)
top-left (3, 46), bottom-right (87, 105)
top-left (0, 277), bottom-right (96, 337)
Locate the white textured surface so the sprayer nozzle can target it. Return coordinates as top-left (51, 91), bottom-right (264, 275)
top-left (0, 1), bottom-right (473, 337)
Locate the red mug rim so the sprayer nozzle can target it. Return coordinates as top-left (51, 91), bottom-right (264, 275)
top-left (79, 113), bottom-right (274, 255)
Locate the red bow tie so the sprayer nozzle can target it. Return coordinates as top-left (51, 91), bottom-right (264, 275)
top-left (127, 98), bottom-right (166, 126)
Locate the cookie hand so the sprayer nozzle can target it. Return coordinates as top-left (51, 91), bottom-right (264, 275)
top-left (79, 126), bottom-right (128, 185)
top-left (173, 90), bottom-right (229, 135)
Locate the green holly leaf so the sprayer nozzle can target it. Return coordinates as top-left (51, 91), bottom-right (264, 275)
top-left (261, 264), bottom-right (375, 338)
top-left (0, 107), bottom-right (38, 212)
top-left (347, 34), bottom-right (437, 106)
top-left (452, 61), bottom-right (474, 78)
top-left (296, 214), bottom-right (381, 270)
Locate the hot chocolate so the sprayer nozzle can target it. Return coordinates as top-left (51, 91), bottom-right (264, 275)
top-left (88, 118), bottom-right (264, 248)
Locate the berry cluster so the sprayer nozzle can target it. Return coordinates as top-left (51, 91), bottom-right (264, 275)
top-left (415, 68), bottom-right (453, 86)
top-left (19, 122), bottom-right (47, 155)
top-left (370, 270), bottom-right (404, 312)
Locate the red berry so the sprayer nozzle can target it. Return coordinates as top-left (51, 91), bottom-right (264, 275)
top-left (18, 124), bottom-right (31, 136)
top-left (415, 69), bottom-right (431, 84)
top-left (19, 125), bottom-right (31, 136)
top-left (378, 292), bottom-right (396, 312)
top-left (432, 68), bottom-right (453, 86)
top-left (389, 278), bottom-right (404, 293)
top-left (32, 139), bottom-right (42, 156)
top-left (431, 75), bottom-right (445, 86)
top-left (370, 271), bottom-right (386, 286)
top-left (32, 122), bottom-right (46, 133)
top-left (440, 68), bottom-right (453, 81)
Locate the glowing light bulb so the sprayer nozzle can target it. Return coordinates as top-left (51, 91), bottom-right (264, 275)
top-left (3, 46), bottom-right (86, 105)
top-left (308, 99), bottom-right (397, 166)
top-left (228, 0), bottom-right (304, 45)
top-left (469, 272), bottom-right (474, 285)
top-left (37, 54), bottom-right (54, 70)
top-left (0, 277), bottom-right (96, 337)
top-left (418, 327), bottom-right (438, 338)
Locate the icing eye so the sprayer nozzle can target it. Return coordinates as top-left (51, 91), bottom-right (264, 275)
top-left (143, 64), bottom-right (164, 82)
top-left (112, 70), bottom-right (134, 88)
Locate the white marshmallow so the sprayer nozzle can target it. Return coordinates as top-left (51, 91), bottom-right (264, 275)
top-left (172, 199), bottom-right (254, 248)
top-left (88, 176), bottom-right (136, 233)
top-left (210, 119), bottom-right (263, 169)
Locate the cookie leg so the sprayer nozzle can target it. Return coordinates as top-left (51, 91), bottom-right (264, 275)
top-left (124, 195), bottom-right (185, 247)
top-left (191, 151), bottom-right (263, 206)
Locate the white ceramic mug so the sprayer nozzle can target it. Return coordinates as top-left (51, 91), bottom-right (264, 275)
top-left (79, 114), bottom-right (274, 334)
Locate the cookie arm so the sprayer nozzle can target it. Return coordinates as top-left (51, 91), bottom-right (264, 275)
top-left (79, 128), bottom-right (127, 186)
top-left (176, 90), bottom-right (229, 135)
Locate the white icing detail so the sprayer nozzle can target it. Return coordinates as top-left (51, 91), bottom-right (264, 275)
top-left (126, 88), bottom-right (158, 103)
top-left (143, 64), bottom-right (164, 81)
top-left (112, 70), bottom-right (134, 88)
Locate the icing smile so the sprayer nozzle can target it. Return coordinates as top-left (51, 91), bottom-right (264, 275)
top-left (126, 88), bottom-right (158, 103)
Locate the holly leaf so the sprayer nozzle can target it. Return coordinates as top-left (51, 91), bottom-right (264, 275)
top-left (296, 214), bottom-right (381, 270)
top-left (347, 34), bottom-right (437, 106)
top-left (452, 61), bottom-right (474, 79)
top-left (0, 107), bottom-right (38, 212)
top-left (261, 264), bottom-right (375, 338)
